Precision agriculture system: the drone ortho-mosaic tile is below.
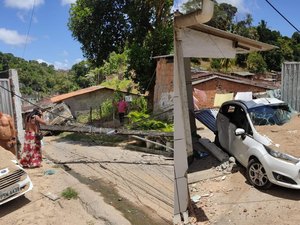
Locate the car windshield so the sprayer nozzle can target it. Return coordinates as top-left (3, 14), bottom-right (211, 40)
top-left (248, 104), bottom-right (293, 126)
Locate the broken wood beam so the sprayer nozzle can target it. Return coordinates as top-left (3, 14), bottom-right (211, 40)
top-left (40, 124), bottom-right (173, 137)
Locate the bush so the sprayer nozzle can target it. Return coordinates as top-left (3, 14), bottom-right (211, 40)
top-left (127, 111), bottom-right (173, 132)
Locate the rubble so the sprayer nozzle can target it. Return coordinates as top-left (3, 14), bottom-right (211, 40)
top-left (215, 156), bottom-right (238, 173)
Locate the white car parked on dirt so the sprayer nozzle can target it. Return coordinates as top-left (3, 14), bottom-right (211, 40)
top-left (215, 98), bottom-right (300, 189)
top-left (0, 148), bottom-right (33, 205)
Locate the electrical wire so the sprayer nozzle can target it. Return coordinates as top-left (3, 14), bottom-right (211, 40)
top-left (22, 0), bottom-right (36, 58)
top-left (264, 0), bottom-right (300, 33)
top-left (0, 81), bottom-right (174, 212)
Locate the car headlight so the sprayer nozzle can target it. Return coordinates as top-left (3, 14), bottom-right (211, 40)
top-left (265, 145), bottom-right (299, 164)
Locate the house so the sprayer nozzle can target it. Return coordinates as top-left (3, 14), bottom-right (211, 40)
top-left (50, 86), bottom-right (138, 117)
top-left (192, 73), bottom-right (278, 108)
top-left (153, 55), bottom-right (278, 113)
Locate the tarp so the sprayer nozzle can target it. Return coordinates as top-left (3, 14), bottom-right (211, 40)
top-left (194, 109), bottom-right (218, 133)
top-left (193, 88), bottom-right (207, 110)
top-left (213, 93), bottom-right (234, 107)
top-left (235, 92), bottom-right (253, 101)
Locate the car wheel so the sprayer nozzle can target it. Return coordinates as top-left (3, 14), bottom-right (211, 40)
top-left (247, 159), bottom-right (272, 189)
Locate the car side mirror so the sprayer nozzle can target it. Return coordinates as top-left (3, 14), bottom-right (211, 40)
top-left (235, 128), bottom-right (246, 139)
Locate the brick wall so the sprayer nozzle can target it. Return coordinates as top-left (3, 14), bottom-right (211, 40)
top-left (193, 78), bottom-right (268, 108)
top-left (153, 57), bottom-right (174, 119)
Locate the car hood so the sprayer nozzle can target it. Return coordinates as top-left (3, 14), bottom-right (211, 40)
top-left (255, 115), bottom-right (300, 158)
top-left (0, 147), bottom-right (19, 170)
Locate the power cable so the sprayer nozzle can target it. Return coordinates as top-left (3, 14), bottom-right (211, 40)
top-left (0, 82), bottom-right (174, 196)
top-left (22, 0), bottom-right (36, 58)
top-left (264, 0), bottom-right (300, 33)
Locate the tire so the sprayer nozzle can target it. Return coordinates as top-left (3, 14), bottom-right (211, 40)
top-left (247, 159), bottom-right (272, 189)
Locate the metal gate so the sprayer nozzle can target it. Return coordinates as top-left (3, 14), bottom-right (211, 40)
top-left (281, 62), bottom-right (300, 111)
top-left (0, 76), bottom-right (14, 116)
top-left (0, 69), bottom-right (24, 157)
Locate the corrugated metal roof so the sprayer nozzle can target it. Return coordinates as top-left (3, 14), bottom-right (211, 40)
top-left (194, 109), bottom-right (218, 133)
top-left (232, 71), bottom-right (255, 76)
top-left (192, 75), bottom-right (277, 90)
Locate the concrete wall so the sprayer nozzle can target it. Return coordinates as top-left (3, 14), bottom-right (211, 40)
top-left (64, 89), bottom-right (116, 117)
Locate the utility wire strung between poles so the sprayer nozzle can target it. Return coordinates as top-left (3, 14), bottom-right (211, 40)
top-left (265, 0), bottom-right (300, 33)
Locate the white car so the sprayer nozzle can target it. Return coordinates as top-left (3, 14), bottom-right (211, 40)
top-left (0, 148), bottom-right (33, 205)
top-left (215, 98), bottom-right (300, 189)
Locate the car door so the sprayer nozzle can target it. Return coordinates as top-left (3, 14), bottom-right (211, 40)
top-left (228, 105), bottom-right (253, 166)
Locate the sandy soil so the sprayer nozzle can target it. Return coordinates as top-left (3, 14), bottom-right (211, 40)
top-left (255, 115), bottom-right (300, 157)
top-left (187, 128), bottom-right (300, 225)
top-left (0, 135), bottom-right (173, 225)
top-left (0, 156), bottom-right (108, 225)
top-left (42, 136), bottom-right (173, 224)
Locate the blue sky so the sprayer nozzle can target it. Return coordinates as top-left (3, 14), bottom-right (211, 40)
top-left (0, 0), bottom-right (299, 70)
top-left (175, 0), bottom-right (300, 37)
top-left (0, 0), bottom-right (81, 70)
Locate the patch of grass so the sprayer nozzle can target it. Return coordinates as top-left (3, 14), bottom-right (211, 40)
top-left (61, 187), bottom-right (78, 200)
top-left (59, 132), bottom-right (127, 144)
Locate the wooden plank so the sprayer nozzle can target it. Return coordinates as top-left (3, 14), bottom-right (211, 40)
top-left (40, 124), bottom-right (173, 137)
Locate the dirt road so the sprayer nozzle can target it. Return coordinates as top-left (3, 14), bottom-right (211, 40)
top-left (43, 136), bottom-right (173, 224)
top-left (0, 136), bottom-right (173, 225)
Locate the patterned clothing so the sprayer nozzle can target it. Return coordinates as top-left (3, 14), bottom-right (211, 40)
top-left (19, 131), bottom-right (42, 168)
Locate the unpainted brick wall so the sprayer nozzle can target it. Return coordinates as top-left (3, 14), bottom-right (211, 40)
top-left (193, 79), bottom-right (267, 108)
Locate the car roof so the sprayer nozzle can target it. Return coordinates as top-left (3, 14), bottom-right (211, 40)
top-left (222, 98), bottom-right (285, 110)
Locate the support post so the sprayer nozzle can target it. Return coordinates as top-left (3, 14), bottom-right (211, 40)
top-left (173, 27), bottom-right (193, 224)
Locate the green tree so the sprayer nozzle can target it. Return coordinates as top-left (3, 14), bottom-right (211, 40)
top-left (246, 52), bottom-right (267, 73)
top-left (124, 0), bottom-right (173, 109)
top-left (206, 2), bottom-right (237, 31)
top-left (68, 0), bottom-right (173, 105)
top-left (68, 0), bottom-right (129, 66)
top-left (69, 60), bottom-right (93, 88)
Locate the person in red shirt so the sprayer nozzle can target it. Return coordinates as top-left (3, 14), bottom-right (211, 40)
top-left (117, 97), bottom-right (128, 126)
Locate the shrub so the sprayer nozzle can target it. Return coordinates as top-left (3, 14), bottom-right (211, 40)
top-left (61, 187), bottom-right (78, 200)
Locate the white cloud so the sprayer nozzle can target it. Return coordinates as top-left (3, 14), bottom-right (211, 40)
top-left (36, 59), bottom-right (70, 70)
top-left (74, 58), bottom-right (83, 64)
top-left (0, 28), bottom-right (32, 46)
top-left (37, 59), bottom-right (51, 65)
top-left (54, 59), bottom-right (70, 70)
top-left (17, 11), bottom-right (38, 23)
top-left (62, 50), bottom-right (69, 57)
top-left (4, 0), bottom-right (45, 10)
top-left (61, 0), bottom-right (76, 6)
top-left (216, 0), bottom-right (249, 14)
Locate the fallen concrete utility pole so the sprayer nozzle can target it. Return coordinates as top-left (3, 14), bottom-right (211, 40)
top-left (131, 135), bottom-right (174, 151)
top-left (40, 124), bottom-right (173, 137)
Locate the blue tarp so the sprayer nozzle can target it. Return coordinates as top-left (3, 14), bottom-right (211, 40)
top-left (194, 109), bottom-right (218, 133)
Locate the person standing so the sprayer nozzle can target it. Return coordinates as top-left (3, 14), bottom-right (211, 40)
top-left (0, 112), bottom-right (16, 155)
top-left (117, 97), bottom-right (128, 126)
top-left (20, 108), bottom-right (47, 168)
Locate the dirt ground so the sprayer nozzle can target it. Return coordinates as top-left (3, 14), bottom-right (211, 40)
top-left (187, 127), bottom-right (300, 225)
top-left (0, 136), bottom-right (173, 225)
top-left (0, 156), bottom-right (115, 225)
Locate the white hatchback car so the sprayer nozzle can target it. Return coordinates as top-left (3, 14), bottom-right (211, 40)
top-left (215, 98), bottom-right (300, 189)
top-left (0, 148), bottom-right (33, 205)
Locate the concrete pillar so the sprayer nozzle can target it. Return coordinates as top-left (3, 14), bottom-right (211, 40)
top-left (173, 27), bottom-right (193, 224)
